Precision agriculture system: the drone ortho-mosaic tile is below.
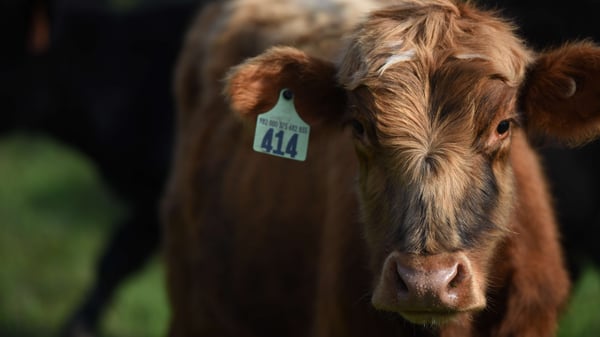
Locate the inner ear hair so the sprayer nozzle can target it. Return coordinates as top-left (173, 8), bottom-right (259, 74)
top-left (225, 46), bottom-right (347, 126)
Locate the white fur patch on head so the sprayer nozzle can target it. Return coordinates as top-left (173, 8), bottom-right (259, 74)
top-left (454, 53), bottom-right (488, 61)
top-left (378, 49), bottom-right (416, 74)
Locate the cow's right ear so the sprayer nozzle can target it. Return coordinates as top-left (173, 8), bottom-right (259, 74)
top-left (224, 46), bottom-right (347, 126)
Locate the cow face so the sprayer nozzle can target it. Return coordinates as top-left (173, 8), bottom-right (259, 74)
top-left (336, 3), bottom-right (527, 324)
top-left (226, 0), bottom-right (600, 326)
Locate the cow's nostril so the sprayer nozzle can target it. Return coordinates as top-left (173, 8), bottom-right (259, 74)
top-left (448, 263), bottom-right (466, 289)
top-left (395, 267), bottom-right (409, 293)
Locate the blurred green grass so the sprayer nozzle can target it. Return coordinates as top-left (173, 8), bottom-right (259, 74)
top-left (0, 133), bottom-right (599, 337)
top-left (0, 133), bottom-right (167, 337)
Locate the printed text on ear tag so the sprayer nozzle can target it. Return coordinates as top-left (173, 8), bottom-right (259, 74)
top-left (253, 89), bottom-right (310, 161)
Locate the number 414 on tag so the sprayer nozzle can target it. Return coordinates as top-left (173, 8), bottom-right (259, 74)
top-left (259, 128), bottom-right (300, 159)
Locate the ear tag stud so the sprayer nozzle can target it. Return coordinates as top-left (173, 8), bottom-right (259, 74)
top-left (253, 89), bottom-right (310, 161)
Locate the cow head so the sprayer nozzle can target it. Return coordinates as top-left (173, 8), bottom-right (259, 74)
top-left (225, 0), bottom-right (600, 325)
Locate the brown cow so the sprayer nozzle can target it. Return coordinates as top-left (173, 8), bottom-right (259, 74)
top-left (163, 0), bottom-right (600, 336)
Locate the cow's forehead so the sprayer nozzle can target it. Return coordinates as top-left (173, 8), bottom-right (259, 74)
top-left (337, 1), bottom-right (532, 91)
top-left (338, 0), bottom-right (528, 162)
top-left (341, 4), bottom-right (525, 135)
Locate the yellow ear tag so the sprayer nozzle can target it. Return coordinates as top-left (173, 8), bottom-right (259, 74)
top-left (253, 89), bottom-right (310, 161)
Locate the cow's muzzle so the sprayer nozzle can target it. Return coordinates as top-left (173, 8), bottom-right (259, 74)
top-left (371, 251), bottom-right (486, 324)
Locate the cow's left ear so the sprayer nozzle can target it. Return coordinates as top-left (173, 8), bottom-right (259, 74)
top-left (520, 41), bottom-right (600, 146)
top-left (225, 46), bottom-right (347, 126)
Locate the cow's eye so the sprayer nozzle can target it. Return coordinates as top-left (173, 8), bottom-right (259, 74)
top-left (350, 119), bottom-right (365, 137)
top-left (496, 119), bottom-right (510, 135)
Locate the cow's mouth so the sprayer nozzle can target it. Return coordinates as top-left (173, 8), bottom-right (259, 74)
top-left (399, 310), bottom-right (462, 325)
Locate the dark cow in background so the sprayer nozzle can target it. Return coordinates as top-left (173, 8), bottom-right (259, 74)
top-left (163, 0), bottom-right (600, 336)
top-left (484, 0), bottom-right (600, 280)
top-left (49, 4), bottom-right (191, 335)
top-left (1, 0), bottom-right (202, 336)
